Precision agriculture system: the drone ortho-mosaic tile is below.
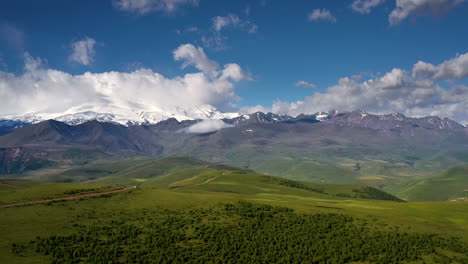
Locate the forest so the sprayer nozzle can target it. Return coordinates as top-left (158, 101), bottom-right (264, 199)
top-left (11, 202), bottom-right (468, 264)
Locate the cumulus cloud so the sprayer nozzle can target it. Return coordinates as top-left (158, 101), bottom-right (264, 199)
top-left (69, 37), bottom-right (96, 66)
top-left (351, 0), bottom-right (384, 14)
top-left (185, 119), bottom-right (233, 133)
top-left (173, 44), bottom-right (245, 81)
top-left (0, 44), bottom-right (247, 117)
top-left (113, 0), bottom-right (199, 15)
top-left (389, 0), bottom-right (467, 25)
top-left (413, 52), bottom-right (468, 80)
top-left (270, 55), bottom-right (468, 123)
top-left (173, 44), bottom-right (219, 76)
top-left (308, 9), bottom-right (337, 23)
top-left (294, 80), bottom-right (317, 88)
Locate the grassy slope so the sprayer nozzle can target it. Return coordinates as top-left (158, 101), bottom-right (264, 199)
top-left (397, 164), bottom-right (468, 201)
top-left (9, 156), bottom-right (468, 202)
top-left (1, 182), bottom-right (467, 263)
top-left (0, 178), bottom-right (43, 190)
top-left (1, 158), bottom-right (467, 262)
top-left (81, 158), bottom-right (402, 202)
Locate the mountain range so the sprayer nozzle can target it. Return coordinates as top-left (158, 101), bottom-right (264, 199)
top-left (0, 104), bottom-right (239, 126)
top-left (1, 110), bottom-right (467, 196)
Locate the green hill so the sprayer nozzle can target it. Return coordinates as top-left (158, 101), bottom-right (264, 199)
top-left (396, 164), bottom-right (468, 201)
top-left (16, 156), bottom-right (401, 202)
top-left (1, 159), bottom-right (468, 263)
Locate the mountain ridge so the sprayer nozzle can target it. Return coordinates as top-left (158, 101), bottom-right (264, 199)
top-left (2, 106), bottom-right (467, 129)
top-left (0, 110), bottom-right (466, 172)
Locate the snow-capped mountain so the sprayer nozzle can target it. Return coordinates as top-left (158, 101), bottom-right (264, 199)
top-left (2, 104), bottom-right (240, 126)
top-left (330, 110), bottom-right (466, 131)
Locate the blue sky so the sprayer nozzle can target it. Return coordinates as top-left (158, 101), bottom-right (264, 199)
top-left (1, 0), bottom-right (468, 122)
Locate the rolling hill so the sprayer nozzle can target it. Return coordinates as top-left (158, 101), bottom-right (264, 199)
top-left (396, 164), bottom-right (468, 201)
top-left (0, 111), bottom-right (467, 196)
top-left (1, 163), bottom-right (467, 263)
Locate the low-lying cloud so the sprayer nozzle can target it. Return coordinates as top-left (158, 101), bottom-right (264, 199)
top-left (185, 119), bottom-right (233, 133)
top-left (0, 44), bottom-right (246, 117)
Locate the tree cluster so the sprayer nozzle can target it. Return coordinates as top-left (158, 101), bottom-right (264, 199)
top-left (15, 202), bottom-right (468, 264)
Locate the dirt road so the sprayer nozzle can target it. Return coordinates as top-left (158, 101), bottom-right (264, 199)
top-left (0, 183), bottom-right (28, 189)
top-left (0, 187), bottom-right (135, 208)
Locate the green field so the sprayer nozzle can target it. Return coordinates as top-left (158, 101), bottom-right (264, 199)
top-left (1, 158), bottom-right (468, 263)
top-left (396, 164), bottom-right (468, 201)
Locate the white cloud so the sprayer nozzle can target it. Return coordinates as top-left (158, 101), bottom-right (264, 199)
top-left (308, 9), bottom-right (337, 23)
top-left (351, 0), bottom-right (384, 14)
top-left (270, 55), bottom-right (468, 123)
top-left (185, 119), bottom-right (233, 133)
top-left (69, 37), bottom-right (96, 66)
top-left (0, 44), bottom-right (247, 117)
top-left (413, 52), bottom-right (468, 80)
top-left (202, 14), bottom-right (258, 50)
top-left (239, 105), bottom-right (271, 115)
top-left (389, 0), bottom-right (467, 25)
top-left (212, 14), bottom-right (258, 34)
top-left (113, 0), bottom-right (199, 15)
top-left (294, 80), bottom-right (317, 88)
top-left (221, 63), bottom-right (245, 81)
top-left (173, 44), bottom-right (219, 76)
top-left (213, 14), bottom-right (239, 32)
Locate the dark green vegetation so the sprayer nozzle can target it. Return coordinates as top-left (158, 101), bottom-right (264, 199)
top-left (397, 164), bottom-right (468, 201)
top-left (261, 176), bottom-right (404, 202)
top-left (12, 202), bottom-right (468, 264)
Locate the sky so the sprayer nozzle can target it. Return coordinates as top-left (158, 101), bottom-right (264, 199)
top-left (1, 0), bottom-right (468, 123)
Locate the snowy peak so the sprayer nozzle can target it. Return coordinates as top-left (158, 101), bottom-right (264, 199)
top-left (331, 110), bottom-right (465, 130)
top-left (1, 108), bottom-right (465, 133)
top-left (3, 104), bottom-right (240, 126)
